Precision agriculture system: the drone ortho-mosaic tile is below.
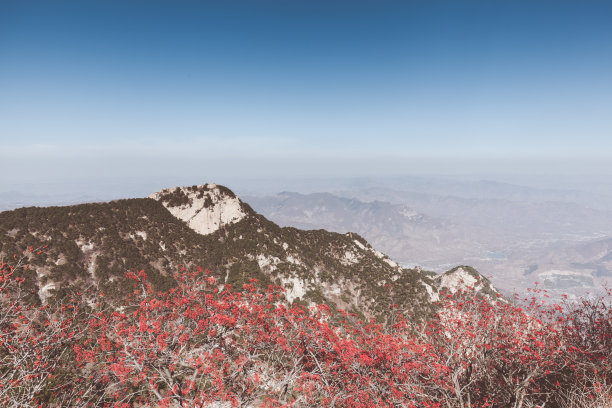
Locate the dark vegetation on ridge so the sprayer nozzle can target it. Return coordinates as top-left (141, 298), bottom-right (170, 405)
top-left (0, 187), bottom-right (434, 320)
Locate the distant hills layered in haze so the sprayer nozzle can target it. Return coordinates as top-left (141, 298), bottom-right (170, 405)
top-left (242, 177), bottom-right (612, 297)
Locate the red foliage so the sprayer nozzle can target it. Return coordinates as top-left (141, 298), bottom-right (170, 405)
top-left (1, 255), bottom-right (611, 407)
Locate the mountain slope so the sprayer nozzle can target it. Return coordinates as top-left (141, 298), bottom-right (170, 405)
top-left (0, 183), bottom-right (442, 319)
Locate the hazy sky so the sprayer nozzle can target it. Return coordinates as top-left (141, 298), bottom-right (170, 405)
top-left (1, 1), bottom-right (612, 190)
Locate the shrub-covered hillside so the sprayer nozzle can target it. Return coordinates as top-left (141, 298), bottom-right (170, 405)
top-left (0, 184), bottom-right (437, 320)
top-left (1, 255), bottom-right (610, 407)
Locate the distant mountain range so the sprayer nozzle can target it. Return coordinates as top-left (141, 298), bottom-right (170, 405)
top-left (244, 191), bottom-right (460, 267)
top-left (245, 187), bottom-right (612, 297)
top-left (0, 183), bottom-right (498, 320)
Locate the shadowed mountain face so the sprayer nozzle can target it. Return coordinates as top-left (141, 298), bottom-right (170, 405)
top-left (3, 183), bottom-right (487, 320)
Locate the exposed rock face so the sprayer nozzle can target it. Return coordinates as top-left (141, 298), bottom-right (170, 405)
top-left (149, 184), bottom-right (250, 235)
top-left (435, 265), bottom-right (504, 301)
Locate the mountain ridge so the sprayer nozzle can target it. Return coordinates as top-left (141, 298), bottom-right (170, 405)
top-left (0, 183), bottom-right (498, 320)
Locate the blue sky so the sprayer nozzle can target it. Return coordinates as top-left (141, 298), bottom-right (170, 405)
top-left (1, 1), bottom-right (612, 190)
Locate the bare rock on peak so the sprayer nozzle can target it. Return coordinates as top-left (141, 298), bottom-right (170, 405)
top-left (149, 184), bottom-right (250, 235)
top-left (435, 265), bottom-right (504, 301)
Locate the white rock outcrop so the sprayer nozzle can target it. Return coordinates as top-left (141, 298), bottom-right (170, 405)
top-left (437, 267), bottom-right (482, 294)
top-left (149, 183), bottom-right (248, 235)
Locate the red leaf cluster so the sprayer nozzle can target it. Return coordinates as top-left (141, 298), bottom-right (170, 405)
top-left (1, 255), bottom-right (611, 407)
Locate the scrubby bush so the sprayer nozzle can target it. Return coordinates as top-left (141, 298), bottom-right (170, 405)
top-left (1, 251), bottom-right (611, 407)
